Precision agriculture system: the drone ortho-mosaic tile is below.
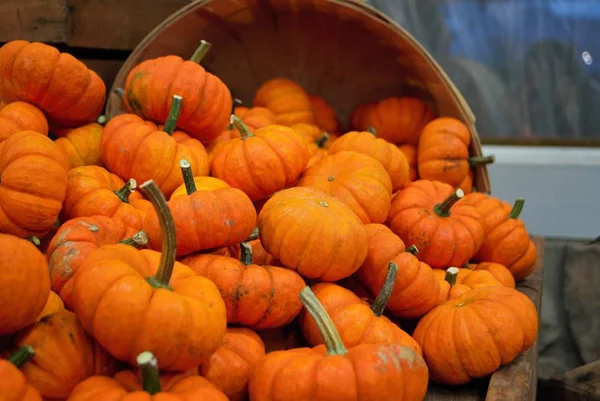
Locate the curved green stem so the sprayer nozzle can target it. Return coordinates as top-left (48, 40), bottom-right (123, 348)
top-left (468, 155), bottom-right (495, 166)
top-left (190, 40), bottom-right (212, 64)
top-left (367, 126), bottom-right (377, 136)
top-left (114, 179), bottom-right (137, 203)
top-left (114, 87), bottom-right (125, 98)
top-left (240, 242), bottom-right (253, 265)
top-left (27, 237), bottom-right (40, 246)
top-left (406, 245), bottom-right (419, 255)
top-left (298, 286), bottom-right (347, 356)
top-left (179, 159), bottom-right (196, 195)
top-left (509, 198), bottom-right (525, 219)
top-left (8, 346), bottom-right (35, 368)
top-left (137, 351), bottom-right (161, 395)
top-left (315, 132), bottom-right (330, 148)
top-left (163, 95), bottom-right (183, 135)
top-left (245, 227), bottom-right (259, 241)
top-left (433, 189), bottom-right (464, 217)
top-left (445, 267), bottom-right (459, 286)
top-left (139, 180), bottom-right (176, 290)
top-left (371, 262), bottom-right (398, 316)
top-left (230, 115), bottom-right (254, 139)
top-left (119, 231), bottom-right (148, 248)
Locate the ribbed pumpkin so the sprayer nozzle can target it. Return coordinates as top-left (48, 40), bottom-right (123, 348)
top-left (358, 224), bottom-right (440, 319)
top-left (0, 234), bottom-right (50, 335)
top-left (101, 95), bottom-right (209, 197)
top-left (210, 116), bottom-right (309, 201)
top-left (460, 192), bottom-right (511, 235)
top-left (328, 128), bottom-right (410, 191)
top-left (0, 347), bottom-right (42, 401)
top-left (418, 117), bottom-right (494, 187)
top-left (305, 135), bottom-right (330, 169)
top-left (258, 187), bottom-right (368, 281)
top-left (469, 262), bottom-right (516, 288)
top-left (36, 291), bottom-right (64, 322)
top-left (0, 41), bottom-right (105, 128)
top-left (309, 94), bottom-right (340, 134)
top-left (387, 180), bottom-right (484, 268)
top-left (300, 263), bottom-right (421, 356)
top-left (253, 78), bottom-right (314, 125)
top-left (0, 101), bottom-right (48, 142)
top-left (201, 328), bottom-right (266, 401)
top-left (182, 242), bottom-right (305, 329)
top-left (398, 144), bottom-right (418, 181)
top-left (458, 169), bottom-right (475, 194)
top-left (0, 131), bottom-right (68, 238)
top-left (413, 286), bottom-right (538, 385)
top-left (297, 151), bottom-right (392, 224)
top-left (54, 123), bottom-right (103, 169)
top-left (351, 96), bottom-right (435, 144)
top-left (123, 40), bottom-right (232, 143)
top-left (434, 267), bottom-right (503, 304)
top-left (227, 237), bottom-right (280, 266)
top-left (63, 166), bottom-right (153, 231)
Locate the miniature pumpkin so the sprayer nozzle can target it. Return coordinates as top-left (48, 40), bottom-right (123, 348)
top-left (258, 187), bottom-right (368, 281)
top-left (0, 347), bottom-right (42, 401)
top-left (328, 127), bottom-right (410, 191)
top-left (298, 151), bottom-right (392, 224)
top-left (227, 241), bottom-right (280, 266)
top-left (68, 180), bottom-right (227, 370)
top-left (291, 122), bottom-right (322, 142)
top-left (13, 309), bottom-right (116, 399)
top-left (123, 40), bottom-right (232, 143)
top-left (358, 224), bottom-right (440, 319)
top-left (143, 160), bottom-right (256, 256)
top-left (0, 234), bottom-right (50, 335)
top-left (418, 117), bottom-right (494, 187)
top-left (0, 41), bottom-right (105, 128)
top-left (67, 351), bottom-right (228, 401)
top-left (102, 95), bottom-right (210, 197)
top-left (460, 192), bottom-right (511, 235)
top-left (46, 215), bottom-right (146, 303)
top-left (398, 144), bottom-right (418, 181)
top-left (63, 166), bottom-right (153, 231)
top-left (434, 267), bottom-right (503, 304)
top-left (0, 130), bottom-right (68, 238)
top-left (35, 291), bottom-right (64, 322)
top-left (210, 116), bottom-right (309, 201)
top-left (300, 262), bottom-right (421, 355)
top-left (413, 286), bottom-right (538, 385)
top-left (182, 242), bottom-right (305, 329)
top-left (54, 123), bottom-right (104, 169)
top-left (458, 169), bottom-right (474, 194)
top-left (200, 328), bottom-right (266, 401)
top-left (387, 180), bottom-right (484, 268)
top-left (309, 94), bottom-right (340, 134)
top-left (469, 262), bottom-right (516, 288)
top-left (0, 101), bottom-right (48, 142)
top-left (351, 96), bottom-right (435, 144)
top-left (249, 286), bottom-right (429, 401)
top-left (253, 78), bottom-right (314, 125)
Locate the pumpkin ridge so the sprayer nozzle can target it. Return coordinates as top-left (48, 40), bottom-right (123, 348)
top-left (446, 306), bottom-right (472, 381)
top-left (162, 60), bottom-right (186, 122)
top-left (25, 46), bottom-right (61, 105)
top-left (233, 140), bottom-right (263, 197)
top-left (340, 179), bottom-right (380, 223)
top-left (47, 58), bottom-right (93, 114)
top-left (466, 300), bottom-right (506, 365)
top-left (246, 265), bottom-right (276, 327)
top-left (0, 184), bottom-right (63, 221)
top-left (263, 133), bottom-right (299, 184)
top-left (286, 213), bottom-right (322, 273)
top-left (246, 138), bottom-right (287, 194)
top-left (131, 132), bottom-right (171, 187)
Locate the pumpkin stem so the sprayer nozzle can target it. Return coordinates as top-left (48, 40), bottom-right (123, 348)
top-left (114, 179), bottom-right (137, 203)
top-left (367, 126), bottom-right (377, 136)
top-left (299, 286), bottom-right (348, 356)
top-left (232, 98), bottom-right (243, 111)
top-left (468, 155), bottom-right (495, 166)
top-left (315, 132), bottom-right (330, 148)
top-left (119, 231), bottom-right (149, 248)
top-left (245, 227), bottom-right (259, 241)
top-left (137, 351), bottom-right (161, 395)
top-left (8, 345), bottom-right (35, 368)
top-left (240, 242), bottom-right (253, 265)
top-left (230, 115), bottom-right (254, 139)
top-left (27, 237), bottom-right (41, 246)
top-left (433, 189), bottom-right (464, 217)
top-left (179, 159), bottom-right (197, 195)
top-left (406, 245), bottom-right (419, 255)
top-left (163, 95), bottom-right (183, 135)
top-left (97, 115), bottom-right (107, 125)
top-left (370, 262), bottom-right (398, 317)
top-left (509, 198), bottom-right (525, 219)
top-left (139, 180), bottom-right (176, 290)
top-left (114, 87), bottom-right (125, 98)
top-left (445, 267), bottom-right (459, 286)
top-left (190, 40), bottom-right (212, 64)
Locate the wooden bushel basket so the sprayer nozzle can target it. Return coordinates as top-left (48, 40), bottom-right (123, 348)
top-left (106, 0), bottom-right (491, 193)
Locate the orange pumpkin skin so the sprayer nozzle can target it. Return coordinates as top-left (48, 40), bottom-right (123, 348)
top-left (13, 309), bottom-right (116, 399)
top-left (300, 283), bottom-right (422, 356)
top-left (351, 97), bottom-right (436, 145)
top-left (460, 192), bottom-right (511, 235)
top-left (201, 328), bottom-right (266, 401)
top-left (228, 239), bottom-right (280, 266)
top-left (253, 78), bottom-right (315, 126)
top-left (0, 41), bottom-right (105, 128)
top-left (69, 244), bottom-right (227, 370)
top-left (413, 286), bottom-right (539, 385)
top-left (211, 123), bottom-right (310, 201)
top-left (434, 268), bottom-right (503, 304)
top-left (36, 291), bottom-right (64, 322)
top-left (0, 234), bottom-right (50, 335)
top-left (0, 131), bottom-right (68, 238)
top-left (387, 180), bottom-right (484, 268)
top-left (298, 151), bottom-right (393, 224)
top-left (181, 251), bottom-right (306, 329)
top-left (249, 343), bottom-right (429, 401)
top-left (459, 169), bottom-right (474, 194)
top-left (101, 114), bottom-right (209, 197)
top-left (54, 123), bottom-right (103, 169)
top-left (123, 56), bottom-right (232, 143)
top-left (0, 101), bottom-right (48, 142)
top-left (258, 187), bottom-right (368, 281)
top-left (0, 357), bottom-right (42, 401)
top-left (358, 224), bottom-right (440, 319)
top-left (63, 166), bottom-right (153, 231)
top-left (309, 94), bottom-right (340, 134)
top-left (470, 262), bottom-right (516, 288)
top-left (398, 144), bottom-right (418, 181)
top-left (291, 122), bottom-right (322, 142)
top-left (328, 130), bottom-right (410, 191)
top-left (169, 176), bottom-right (230, 199)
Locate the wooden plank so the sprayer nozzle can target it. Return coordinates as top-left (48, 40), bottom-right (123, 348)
top-left (0, 0), bottom-right (68, 43)
top-left (538, 360), bottom-right (600, 401)
top-left (66, 0), bottom-right (189, 50)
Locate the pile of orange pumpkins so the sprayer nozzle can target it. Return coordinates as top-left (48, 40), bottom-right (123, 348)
top-left (0, 39), bottom-right (539, 401)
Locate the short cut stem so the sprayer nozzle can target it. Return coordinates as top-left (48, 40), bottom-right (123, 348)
top-left (137, 351), bottom-right (161, 395)
top-left (190, 40), bottom-right (212, 64)
top-left (162, 95), bottom-right (183, 135)
top-left (179, 159), bottom-right (197, 195)
top-left (433, 189), bottom-right (464, 217)
top-left (8, 346), bottom-right (35, 368)
top-left (509, 198), bottom-right (525, 219)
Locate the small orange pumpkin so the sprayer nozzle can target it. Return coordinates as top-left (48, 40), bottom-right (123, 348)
top-left (398, 144), bottom-right (418, 181)
top-left (54, 122), bottom-right (104, 169)
top-left (458, 169), bottom-right (475, 194)
top-left (35, 291), bottom-right (64, 322)
top-left (0, 347), bottom-right (42, 401)
top-left (253, 78), bottom-right (315, 125)
top-left (469, 262), bottom-right (516, 288)
top-left (309, 94), bottom-right (340, 134)
top-left (434, 267), bottom-right (503, 304)
top-left (0, 101), bottom-right (48, 142)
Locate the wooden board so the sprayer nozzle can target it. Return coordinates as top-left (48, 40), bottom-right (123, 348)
top-left (0, 0), bottom-right (68, 43)
top-left (425, 236), bottom-right (545, 401)
top-left (538, 360), bottom-right (600, 401)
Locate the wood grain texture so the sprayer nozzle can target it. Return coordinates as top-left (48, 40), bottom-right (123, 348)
top-left (538, 360), bottom-right (600, 401)
top-left (0, 0), bottom-right (68, 43)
